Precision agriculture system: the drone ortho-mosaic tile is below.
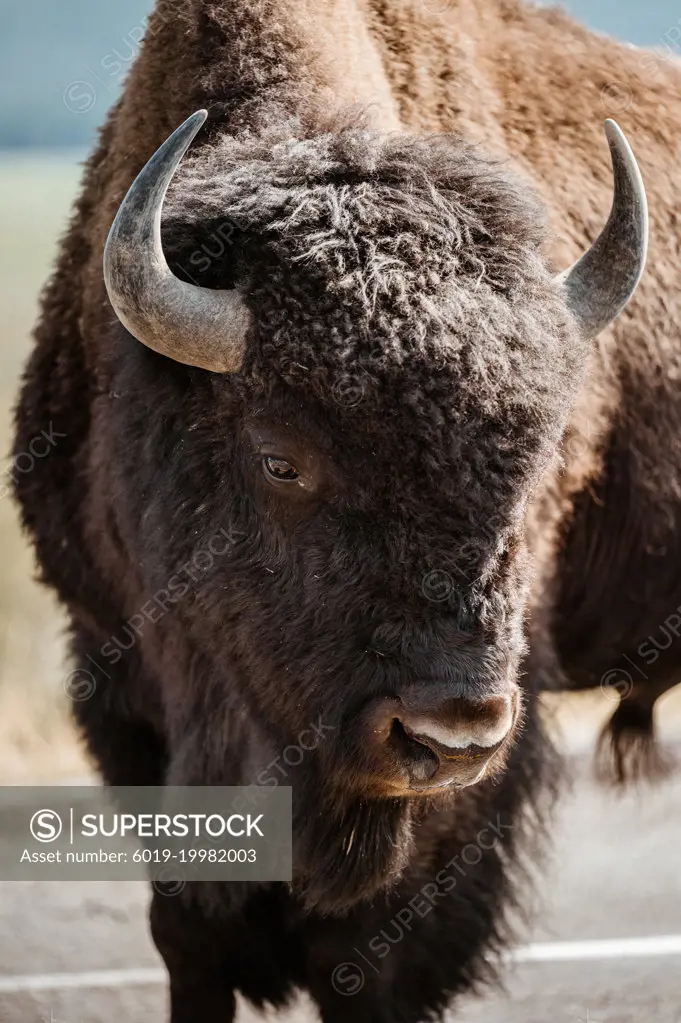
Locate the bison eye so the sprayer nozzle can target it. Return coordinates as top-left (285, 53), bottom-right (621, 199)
top-left (262, 456), bottom-right (300, 483)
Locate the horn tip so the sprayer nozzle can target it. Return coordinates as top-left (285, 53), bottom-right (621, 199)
top-left (603, 119), bottom-right (638, 164)
top-left (603, 119), bottom-right (648, 210)
top-left (603, 119), bottom-right (629, 152)
top-left (184, 109), bottom-right (209, 133)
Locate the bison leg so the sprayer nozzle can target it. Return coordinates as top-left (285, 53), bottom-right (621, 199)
top-left (552, 428), bottom-right (681, 783)
top-left (150, 890), bottom-right (237, 1022)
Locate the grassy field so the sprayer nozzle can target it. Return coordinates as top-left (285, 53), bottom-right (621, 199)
top-left (0, 151), bottom-right (91, 781)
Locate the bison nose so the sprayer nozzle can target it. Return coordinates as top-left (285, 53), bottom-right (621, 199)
top-left (360, 688), bottom-right (518, 792)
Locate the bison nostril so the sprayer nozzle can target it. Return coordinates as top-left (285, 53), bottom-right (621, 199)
top-left (388, 718), bottom-right (439, 784)
top-left (358, 690), bottom-right (517, 794)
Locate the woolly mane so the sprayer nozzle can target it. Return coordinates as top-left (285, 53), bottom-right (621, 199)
top-left (162, 119), bottom-right (580, 398)
top-left (164, 116), bottom-right (548, 310)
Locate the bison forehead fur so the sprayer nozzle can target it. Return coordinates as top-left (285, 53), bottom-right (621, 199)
top-left (160, 117), bottom-right (584, 520)
top-left (165, 119), bottom-right (583, 413)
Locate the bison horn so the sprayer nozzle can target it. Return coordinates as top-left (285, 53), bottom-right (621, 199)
top-left (103, 109), bottom-right (251, 373)
top-left (559, 119), bottom-right (648, 338)
top-left (105, 113), bottom-right (647, 368)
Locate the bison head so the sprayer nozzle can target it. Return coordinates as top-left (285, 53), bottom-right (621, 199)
top-left (101, 110), bottom-right (646, 910)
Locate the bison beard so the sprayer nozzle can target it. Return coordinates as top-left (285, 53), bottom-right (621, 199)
top-left (293, 778), bottom-right (413, 913)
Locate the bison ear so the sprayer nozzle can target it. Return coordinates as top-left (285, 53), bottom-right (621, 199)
top-left (103, 110), bottom-right (252, 373)
top-left (557, 120), bottom-right (648, 338)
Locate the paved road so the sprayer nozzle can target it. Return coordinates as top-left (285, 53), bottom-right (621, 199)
top-left (1, 753), bottom-right (680, 1023)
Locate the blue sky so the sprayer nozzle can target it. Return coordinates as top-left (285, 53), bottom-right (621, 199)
top-left (0, 1), bottom-right (676, 146)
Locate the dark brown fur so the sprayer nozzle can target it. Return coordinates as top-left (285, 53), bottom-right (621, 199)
top-left (12, 1), bottom-right (681, 1020)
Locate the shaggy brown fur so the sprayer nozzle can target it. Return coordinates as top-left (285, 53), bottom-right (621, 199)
top-left (12, 1), bottom-right (681, 1021)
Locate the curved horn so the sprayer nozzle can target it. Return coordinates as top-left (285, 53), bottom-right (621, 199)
top-left (104, 109), bottom-right (251, 373)
top-left (559, 120), bottom-right (648, 338)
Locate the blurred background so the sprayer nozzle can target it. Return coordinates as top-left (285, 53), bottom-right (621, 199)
top-left (1, 3), bottom-right (681, 1022)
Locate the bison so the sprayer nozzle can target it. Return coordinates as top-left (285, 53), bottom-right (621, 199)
top-left (13, 0), bottom-right (678, 1020)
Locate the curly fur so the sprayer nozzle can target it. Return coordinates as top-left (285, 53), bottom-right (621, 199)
top-left (12, 1), bottom-right (681, 1021)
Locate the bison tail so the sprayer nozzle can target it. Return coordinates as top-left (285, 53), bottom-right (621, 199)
top-left (595, 695), bottom-right (675, 786)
